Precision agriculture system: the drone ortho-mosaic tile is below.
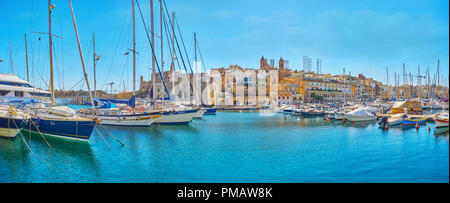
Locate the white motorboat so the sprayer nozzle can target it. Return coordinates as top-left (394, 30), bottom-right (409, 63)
top-left (344, 108), bottom-right (377, 122)
top-left (0, 74), bottom-right (51, 102)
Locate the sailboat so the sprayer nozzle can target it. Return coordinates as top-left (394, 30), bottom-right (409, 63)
top-left (78, 97), bottom-right (161, 127)
top-left (24, 0), bottom-right (95, 142)
top-left (78, 0), bottom-right (161, 127)
top-left (136, 0), bottom-right (197, 125)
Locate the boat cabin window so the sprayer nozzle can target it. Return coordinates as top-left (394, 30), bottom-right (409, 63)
top-left (0, 90), bottom-right (9, 96)
top-left (0, 81), bottom-right (33, 87)
top-left (15, 91), bottom-right (24, 97)
top-left (28, 92), bottom-right (51, 97)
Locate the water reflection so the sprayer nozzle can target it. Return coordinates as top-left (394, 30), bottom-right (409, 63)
top-left (434, 127), bottom-right (449, 137)
top-left (1, 129), bottom-right (99, 182)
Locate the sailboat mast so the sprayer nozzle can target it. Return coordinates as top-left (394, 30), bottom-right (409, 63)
top-left (48, 0), bottom-right (55, 106)
top-left (69, 0), bottom-right (94, 108)
top-left (150, 0), bottom-right (155, 100)
top-left (160, 0), bottom-right (164, 71)
top-left (93, 32), bottom-right (96, 98)
top-left (160, 0), bottom-right (164, 99)
top-left (132, 0), bottom-right (136, 96)
top-left (437, 59), bottom-right (440, 87)
top-left (9, 42), bottom-right (14, 74)
top-left (25, 34), bottom-right (29, 82)
top-left (194, 33), bottom-right (197, 71)
top-left (171, 12), bottom-right (175, 73)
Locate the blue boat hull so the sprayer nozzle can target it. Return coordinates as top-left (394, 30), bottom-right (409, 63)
top-left (402, 119), bottom-right (426, 126)
top-left (0, 117), bottom-right (27, 138)
top-left (27, 118), bottom-right (95, 141)
top-left (300, 112), bottom-right (325, 117)
top-left (204, 108), bottom-right (217, 115)
top-left (0, 117), bottom-right (26, 129)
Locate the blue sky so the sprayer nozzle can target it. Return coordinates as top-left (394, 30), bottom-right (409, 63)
top-left (0, 0), bottom-right (448, 92)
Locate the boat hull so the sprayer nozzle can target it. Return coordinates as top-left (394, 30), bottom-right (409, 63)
top-left (434, 119), bottom-right (449, 129)
top-left (27, 118), bottom-right (95, 141)
top-left (326, 113), bottom-right (335, 119)
top-left (98, 116), bottom-right (158, 127)
top-left (335, 113), bottom-right (346, 120)
top-left (346, 116), bottom-right (377, 122)
top-left (402, 118), bottom-right (426, 126)
top-left (0, 117), bottom-right (26, 138)
top-left (194, 110), bottom-right (205, 119)
top-left (155, 110), bottom-right (196, 125)
top-left (301, 112), bottom-right (325, 117)
top-left (204, 108), bottom-right (217, 115)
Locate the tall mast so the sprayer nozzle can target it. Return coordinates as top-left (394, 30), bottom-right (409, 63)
top-left (150, 0), bottom-right (155, 100)
top-left (160, 0), bottom-right (163, 72)
top-left (69, 0), bottom-right (94, 108)
top-left (437, 59), bottom-right (440, 87)
top-left (386, 67), bottom-right (388, 86)
top-left (24, 34), bottom-right (29, 82)
top-left (132, 0), bottom-right (136, 96)
top-left (93, 32), bottom-right (97, 98)
top-left (194, 32), bottom-right (200, 105)
top-left (194, 32), bottom-right (197, 72)
top-left (171, 12), bottom-right (175, 72)
top-left (9, 42), bottom-right (13, 74)
top-left (48, 0), bottom-right (55, 106)
top-left (160, 0), bottom-right (164, 99)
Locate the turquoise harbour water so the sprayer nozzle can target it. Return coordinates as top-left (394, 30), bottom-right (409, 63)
top-left (0, 106), bottom-right (448, 183)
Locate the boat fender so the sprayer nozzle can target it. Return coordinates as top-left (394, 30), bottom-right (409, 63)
top-left (93, 118), bottom-right (102, 124)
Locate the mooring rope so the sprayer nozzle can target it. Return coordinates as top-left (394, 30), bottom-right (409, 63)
top-left (97, 122), bottom-right (125, 147)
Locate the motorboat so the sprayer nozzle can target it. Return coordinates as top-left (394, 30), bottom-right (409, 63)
top-left (378, 114), bottom-right (406, 129)
top-left (344, 108), bottom-right (377, 122)
top-left (326, 111), bottom-right (335, 119)
top-left (0, 73), bottom-right (51, 102)
top-left (300, 109), bottom-right (325, 117)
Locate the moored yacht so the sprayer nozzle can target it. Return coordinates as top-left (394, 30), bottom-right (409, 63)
top-left (0, 74), bottom-right (51, 102)
top-left (344, 108), bottom-right (377, 122)
top-left (78, 106), bottom-right (160, 127)
top-left (25, 106), bottom-right (95, 141)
